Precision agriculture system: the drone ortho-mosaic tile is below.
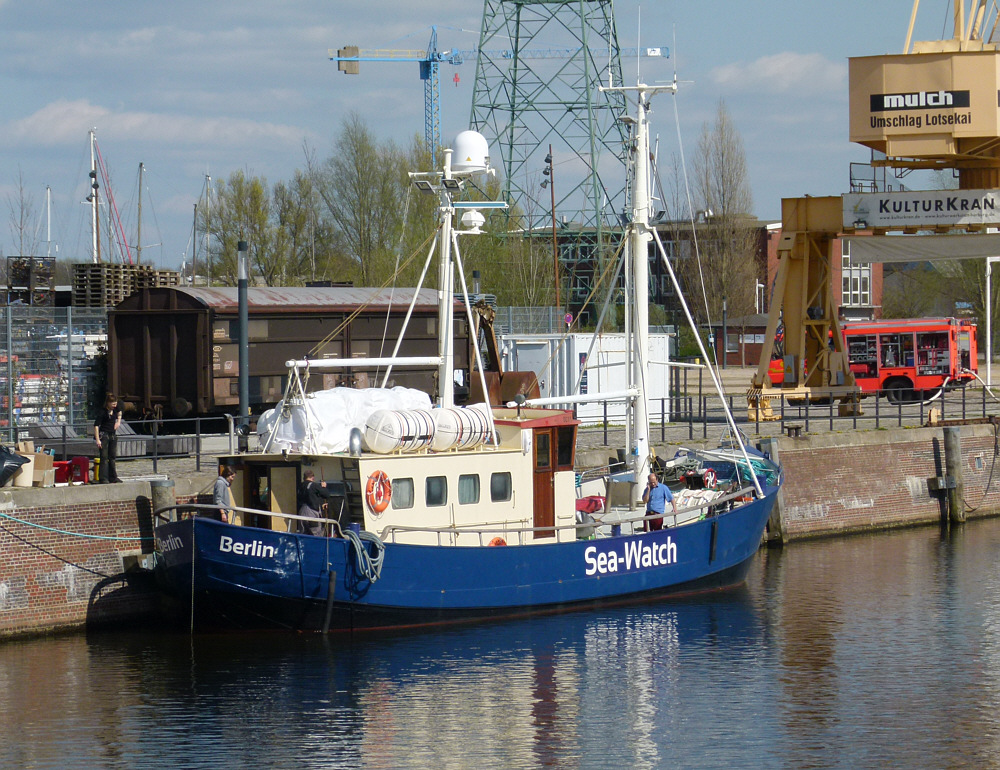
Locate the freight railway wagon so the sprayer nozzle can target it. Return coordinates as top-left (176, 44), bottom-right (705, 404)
top-left (108, 287), bottom-right (472, 418)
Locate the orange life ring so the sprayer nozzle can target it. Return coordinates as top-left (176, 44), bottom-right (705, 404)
top-left (703, 468), bottom-right (717, 488)
top-left (365, 470), bottom-right (392, 514)
top-left (488, 537), bottom-right (507, 547)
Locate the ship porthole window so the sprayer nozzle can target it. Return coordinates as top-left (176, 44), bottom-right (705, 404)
top-left (459, 474), bottom-right (480, 504)
top-left (392, 478), bottom-right (414, 509)
top-left (490, 472), bottom-right (512, 502)
top-left (426, 476), bottom-right (448, 507)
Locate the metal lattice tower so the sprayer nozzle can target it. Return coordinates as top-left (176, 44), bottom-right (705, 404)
top-left (469, 0), bottom-right (630, 234)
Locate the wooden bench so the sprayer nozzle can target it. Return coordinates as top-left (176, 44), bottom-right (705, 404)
top-left (784, 423), bottom-right (803, 438)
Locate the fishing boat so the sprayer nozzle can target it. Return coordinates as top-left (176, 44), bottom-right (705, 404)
top-left (153, 79), bottom-right (781, 633)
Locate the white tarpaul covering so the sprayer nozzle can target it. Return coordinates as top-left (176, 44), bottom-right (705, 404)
top-left (258, 386), bottom-right (432, 454)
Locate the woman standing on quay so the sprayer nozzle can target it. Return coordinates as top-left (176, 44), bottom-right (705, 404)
top-left (93, 393), bottom-right (122, 483)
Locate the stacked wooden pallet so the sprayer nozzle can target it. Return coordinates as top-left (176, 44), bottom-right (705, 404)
top-left (72, 264), bottom-right (180, 307)
top-left (133, 266), bottom-right (179, 289)
top-left (73, 264), bottom-right (129, 307)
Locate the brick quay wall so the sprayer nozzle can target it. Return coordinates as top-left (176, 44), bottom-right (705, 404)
top-left (3, 424), bottom-right (999, 639)
top-left (0, 476), bottom-right (213, 640)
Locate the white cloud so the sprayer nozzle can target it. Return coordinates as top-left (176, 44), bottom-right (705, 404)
top-left (710, 52), bottom-right (846, 95)
top-left (6, 99), bottom-right (317, 149)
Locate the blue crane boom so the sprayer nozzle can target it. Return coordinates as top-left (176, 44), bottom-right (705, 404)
top-left (329, 25), bottom-right (666, 167)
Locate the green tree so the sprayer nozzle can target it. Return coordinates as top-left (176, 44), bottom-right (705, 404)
top-left (206, 170), bottom-right (283, 286)
top-left (309, 113), bottom-right (408, 286)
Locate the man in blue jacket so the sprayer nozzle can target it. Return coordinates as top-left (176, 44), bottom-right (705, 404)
top-left (641, 472), bottom-right (677, 531)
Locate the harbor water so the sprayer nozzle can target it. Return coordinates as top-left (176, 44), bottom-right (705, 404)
top-left (4, 517), bottom-right (1000, 769)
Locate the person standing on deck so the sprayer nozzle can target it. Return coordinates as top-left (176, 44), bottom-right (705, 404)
top-left (211, 466), bottom-right (236, 523)
top-left (297, 470), bottom-right (340, 536)
top-left (93, 393), bottom-right (122, 483)
top-left (641, 472), bottom-right (677, 531)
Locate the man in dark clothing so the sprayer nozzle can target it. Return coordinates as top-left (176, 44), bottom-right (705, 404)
top-left (297, 470), bottom-right (343, 536)
top-left (93, 393), bottom-right (123, 483)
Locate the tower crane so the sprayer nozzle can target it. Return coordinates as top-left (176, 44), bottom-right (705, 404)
top-left (330, 25), bottom-right (665, 167)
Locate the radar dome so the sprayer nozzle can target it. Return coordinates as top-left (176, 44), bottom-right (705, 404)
top-left (452, 131), bottom-right (490, 174)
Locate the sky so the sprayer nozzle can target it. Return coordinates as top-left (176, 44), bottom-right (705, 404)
top-left (0, 0), bottom-right (958, 271)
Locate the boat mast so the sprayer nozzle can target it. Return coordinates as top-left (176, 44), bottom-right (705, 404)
top-left (45, 185), bottom-right (51, 258)
top-left (629, 93), bottom-right (654, 484)
top-left (437, 148), bottom-right (456, 408)
top-left (88, 129), bottom-right (100, 264)
top-left (137, 162), bottom-right (143, 264)
top-left (598, 77), bottom-right (676, 489)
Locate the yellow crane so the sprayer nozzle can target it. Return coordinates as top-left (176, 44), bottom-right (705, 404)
top-left (750, 1), bottom-right (1000, 418)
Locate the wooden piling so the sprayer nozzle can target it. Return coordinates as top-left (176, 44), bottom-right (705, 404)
top-left (944, 426), bottom-right (966, 524)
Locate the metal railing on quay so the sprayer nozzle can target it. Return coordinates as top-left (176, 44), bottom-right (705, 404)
top-left (575, 381), bottom-right (1000, 446)
top-left (22, 415), bottom-right (233, 474)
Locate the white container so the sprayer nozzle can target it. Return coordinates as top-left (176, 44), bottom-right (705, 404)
top-left (364, 409), bottom-right (436, 454)
top-left (430, 405), bottom-right (493, 451)
top-left (499, 332), bottom-right (675, 424)
top-left (12, 456), bottom-right (33, 487)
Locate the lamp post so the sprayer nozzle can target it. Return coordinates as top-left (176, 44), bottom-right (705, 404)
top-left (543, 145), bottom-right (560, 310)
top-left (238, 240), bottom-right (249, 447)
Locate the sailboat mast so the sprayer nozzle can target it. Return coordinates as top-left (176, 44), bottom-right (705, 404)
top-left (137, 162), bottom-right (143, 264)
top-left (45, 186), bottom-right (51, 258)
top-left (89, 129), bottom-right (100, 264)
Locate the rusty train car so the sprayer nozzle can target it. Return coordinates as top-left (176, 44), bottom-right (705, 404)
top-left (108, 287), bottom-right (471, 418)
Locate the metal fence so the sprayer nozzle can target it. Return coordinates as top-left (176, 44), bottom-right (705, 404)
top-left (0, 307), bottom-right (108, 442)
top-left (578, 380), bottom-right (1000, 448)
top-left (494, 307), bottom-right (565, 335)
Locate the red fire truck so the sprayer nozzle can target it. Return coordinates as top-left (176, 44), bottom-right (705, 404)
top-left (770, 317), bottom-right (978, 403)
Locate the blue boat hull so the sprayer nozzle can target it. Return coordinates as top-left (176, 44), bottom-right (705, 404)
top-left (154, 487), bottom-right (777, 632)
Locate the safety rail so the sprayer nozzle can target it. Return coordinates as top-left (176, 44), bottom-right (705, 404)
top-left (152, 502), bottom-right (345, 537)
top-left (151, 485), bottom-right (760, 547)
top-left (376, 485), bottom-right (760, 546)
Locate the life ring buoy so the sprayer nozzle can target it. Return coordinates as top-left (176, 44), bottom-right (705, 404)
top-left (365, 470), bottom-right (392, 514)
top-left (702, 468), bottom-right (717, 489)
top-left (488, 537), bottom-right (507, 547)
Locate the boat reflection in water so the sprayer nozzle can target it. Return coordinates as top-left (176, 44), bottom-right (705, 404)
top-left (76, 593), bottom-right (763, 769)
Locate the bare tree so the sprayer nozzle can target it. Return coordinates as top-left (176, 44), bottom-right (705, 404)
top-left (6, 167), bottom-right (39, 258)
top-left (682, 100), bottom-right (759, 327)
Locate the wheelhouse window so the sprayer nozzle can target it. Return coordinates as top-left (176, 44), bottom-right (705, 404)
top-left (491, 472), bottom-right (512, 502)
top-left (535, 432), bottom-right (551, 469)
top-left (458, 474), bottom-right (480, 504)
top-left (426, 476), bottom-right (447, 507)
top-left (392, 478), bottom-right (414, 510)
top-left (556, 427), bottom-right (575, 469)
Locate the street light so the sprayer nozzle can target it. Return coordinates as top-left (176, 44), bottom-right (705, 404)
top-left (544, 146), bottom-right (560, 310)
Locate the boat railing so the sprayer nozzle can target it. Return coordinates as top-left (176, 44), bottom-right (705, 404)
top-left (376, 485), bottom-right (761, 546)
top-left (152, 502), bottom-right (346, 537)
top-left (152, 484), bottom-right (761, 546)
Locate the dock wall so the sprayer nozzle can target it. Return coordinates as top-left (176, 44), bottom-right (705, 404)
top-left (773, 424), bottom-right (1000, 540)
top-left (0, 476), bottom-right (212, 640)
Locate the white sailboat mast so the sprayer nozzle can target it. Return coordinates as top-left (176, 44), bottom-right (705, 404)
top-left (89, 129), bottom-right (99, 264)
top-left (137, 162), bottom-right (144, 264)
top-left (45, 186), bottom-right (51, 258)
